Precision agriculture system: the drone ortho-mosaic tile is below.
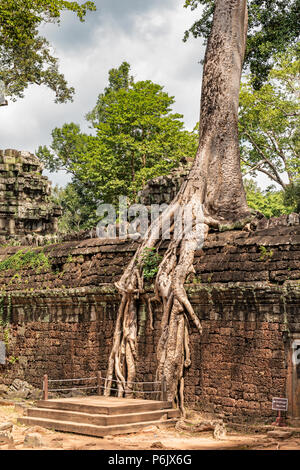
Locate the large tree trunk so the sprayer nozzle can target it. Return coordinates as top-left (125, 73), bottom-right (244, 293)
top-left (104, 0), bottom-right (253, 412)
top-left (192, 0), bottom-right (249, 222)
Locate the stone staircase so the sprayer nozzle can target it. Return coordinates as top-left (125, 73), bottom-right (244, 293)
top-left (19, 396), bottom-right (180, 437)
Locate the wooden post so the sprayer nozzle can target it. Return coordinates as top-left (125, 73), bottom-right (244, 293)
top-left (97, 371), bottom-right (102, 396)
top-left (161, 376), bottom-right (167, 402)
top-left (43, 374), bottom-right (48, 401)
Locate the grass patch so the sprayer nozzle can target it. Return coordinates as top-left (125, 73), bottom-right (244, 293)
top-left (0, 249), bottom-right (50, 273)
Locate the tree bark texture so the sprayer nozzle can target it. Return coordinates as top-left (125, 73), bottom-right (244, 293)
top-left (104, 0), bottom-right (252, 412)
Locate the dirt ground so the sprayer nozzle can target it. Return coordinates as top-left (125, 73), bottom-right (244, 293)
top-left (1, 402), bottom-right (300, 451)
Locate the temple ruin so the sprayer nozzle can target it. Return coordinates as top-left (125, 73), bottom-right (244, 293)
top-left (0, 149), bottom-right (61, 243)
top-left (0, 149), bottom-right (299, 426)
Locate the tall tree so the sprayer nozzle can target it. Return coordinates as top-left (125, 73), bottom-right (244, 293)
top-left (104, 0), bottom-right (254, 414)
top-left (38, 63), bottom-right (198, 207)
top-left (244, 179), bottom-right (296, 218)
top-left (85, 61), bottom-right (134, 127)
top-left (183, 0), bottom-right (299, 89)
top-left (239, 45), bottom-right (300, 190)
top-left (0, 0), bottom-right (96, 103)
top-left (51, 183), bottom-right (100, 232)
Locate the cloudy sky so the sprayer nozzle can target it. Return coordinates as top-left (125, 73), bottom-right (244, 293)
top-left (0, 0), bottom-right (272, 188)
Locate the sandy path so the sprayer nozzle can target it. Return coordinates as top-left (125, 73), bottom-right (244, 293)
top-left (0, 404), bottom-right (298, 451)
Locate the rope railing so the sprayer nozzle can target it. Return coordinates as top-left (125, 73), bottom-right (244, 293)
top-left (48, 377), bottom-right (97, 383)
top-left (42, 372), bottom-right (167, 402)
top-left (47, 386), bottom-right (98, 392)
top-left (107, 377), bottom-right (160, 385)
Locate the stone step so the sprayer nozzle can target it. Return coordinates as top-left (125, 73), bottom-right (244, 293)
top-left (26, 407), bottom-right (180, 426)
top-left (19, 416), bottom-right (178, 437)
top-left (35, 399), bottom-right (172, 416)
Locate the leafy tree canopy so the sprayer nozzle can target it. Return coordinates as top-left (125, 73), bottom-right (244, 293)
top-left (0, 0), bottom-right (96, 102)
top-left (244, 179), bottom-right (297, 218)
top-left (239, 45), bottom-right (300, 192)
top-left (38, 62), bottom-right (198, 225)
top-left (51, 183), bottom-right (99, 232)
top-left (283, 181), bottom-right (300, 214)
top-left (85, 61), bottom-right (135, 127)
top-left (183, 0), bottom-right (300, 88)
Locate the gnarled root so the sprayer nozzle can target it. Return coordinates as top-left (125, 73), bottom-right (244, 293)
top-left (103, 175), bottom-right (254, 414)
top-left (154, 212), bottom-right (209, 411)
top-left (104, 183), bottom-right (213, 413)
top-left (103, 0), bottom-right (256, 414)
top-left (175, 417), bottom-right (227, 439)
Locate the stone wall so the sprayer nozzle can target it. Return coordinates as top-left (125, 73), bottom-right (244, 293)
top-left (137, 158), bottom-right (193, 207)
top-left (0, 222), bottom-right (299, 423)
top-left (0, 149), bottom-right (61, 243)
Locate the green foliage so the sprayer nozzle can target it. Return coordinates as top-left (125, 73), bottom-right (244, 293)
top-left (0, 249), bottom-right (50, 273)
top-left (85, 61), bottom-right (134, 127)
top-left (0, 0), bottom-right (96, 102)
top-left (7, 356), bottom-right (19, 365)
top-left (51, 183), bottom-right (100, 232)
top-left (284, 181), bottom-right (300, 213)
top-left (38, 62), bottom-right (198, 223)
top-left (38, 122), bottom-right (91, 173)
top-left (3, 326), bottom-right (10, 346)
top-left (239, 46), bottom-right (300, 190)
top-left (183, 0), bottom-right (300, 88)
top-left (259, 245), bottom-right (274, 261)
top-left (141, 248), bottom-right (163, 280)
top-left (244, 179), bottom-right (296, 218)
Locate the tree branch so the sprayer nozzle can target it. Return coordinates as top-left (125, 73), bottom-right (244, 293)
top-left (242, 159), bottom-right (265, 176)
top-left (243, 131), bottom-right (287, 188)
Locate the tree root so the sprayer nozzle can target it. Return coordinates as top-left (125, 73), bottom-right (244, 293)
top-left (103, 0), bottom-right (254, 415)
top-left (104, 181), bottom-right (217, 411)
top-left (104, 184), bottom-right (254, 407)
top-left (175, 417), bottom-right (227, 440)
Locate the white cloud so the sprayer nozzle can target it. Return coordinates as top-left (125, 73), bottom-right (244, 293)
top-left (0, 0), bottom-right (274, 190)
top-left (0, 1), bottom-right (203, 173)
